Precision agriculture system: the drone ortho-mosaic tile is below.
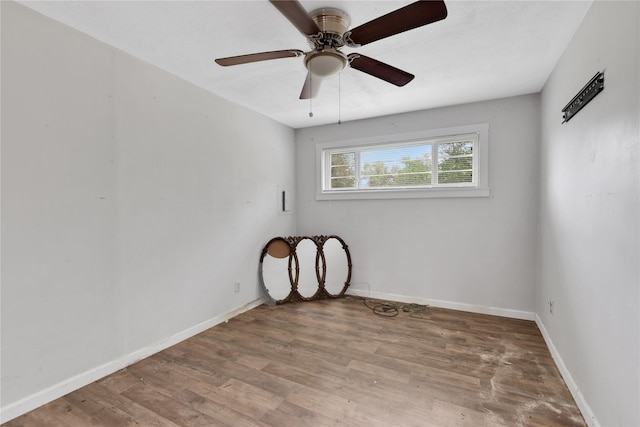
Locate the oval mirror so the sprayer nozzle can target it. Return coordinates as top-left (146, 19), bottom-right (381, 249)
top-left (294, 237), bottom-right (319, 299)
top-left (259, 238), bottom-right (293, 303)
top-left (322, 236), bottom-right (351, 297)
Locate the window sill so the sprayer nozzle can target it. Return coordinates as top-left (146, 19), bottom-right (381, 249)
top-left (316, 187), bottom-right (490, 200)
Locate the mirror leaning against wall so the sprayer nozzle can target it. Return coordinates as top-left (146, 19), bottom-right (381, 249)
top-left (259, 235), bottom-right (352, 305)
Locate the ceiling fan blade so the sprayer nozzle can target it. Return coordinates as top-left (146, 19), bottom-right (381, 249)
top-left (348, 54), bottom-right (414, 87)
top-left (269, 0), bottom-right (321, 36)
top-left (345, 0), bottom-right (447, 47)
top-left (299, 72), bottom-right (322, 99)
top-left (215, 49), bottom-right (304, 66)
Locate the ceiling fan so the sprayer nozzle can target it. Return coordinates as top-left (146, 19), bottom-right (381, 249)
top-left (215, 0), bottom-right (448, 99)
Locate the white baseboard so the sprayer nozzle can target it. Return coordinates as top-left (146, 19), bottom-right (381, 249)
top-left (346, 288), bottom-right (536, 321)
top-left (0, 297), bottom-right (267, 424)
top-left (535, 315), bottom-right (600, 427)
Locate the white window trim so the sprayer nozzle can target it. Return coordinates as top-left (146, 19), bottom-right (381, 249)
top-left (315, 123), bottom-right (490, 200)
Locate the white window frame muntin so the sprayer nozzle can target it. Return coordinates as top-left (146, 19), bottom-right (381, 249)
top-left (316, 123), bottom-right (490, 200)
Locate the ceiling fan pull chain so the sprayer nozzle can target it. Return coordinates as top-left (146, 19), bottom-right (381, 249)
top-left (338, 72), bottom-right (342, 125)
top-left (308, 72), bottom-right (314, 118)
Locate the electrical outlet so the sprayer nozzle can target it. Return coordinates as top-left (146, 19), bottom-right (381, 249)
top-left (235, 282), bottom-right (240, 293)
top-left (549, 299), bottom-right (554, 314)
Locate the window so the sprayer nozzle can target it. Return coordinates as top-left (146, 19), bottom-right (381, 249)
top-left (316, 124), bottom-right (489, 200)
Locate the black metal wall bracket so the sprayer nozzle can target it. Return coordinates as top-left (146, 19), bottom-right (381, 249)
top-left (562, 71), bottom-right (605, 123)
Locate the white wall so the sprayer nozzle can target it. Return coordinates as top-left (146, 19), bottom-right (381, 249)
top-left (537, 1), bottom-right (639, 426)
top-left (1, 1), bottom-right (295, 421)
top-left (295, 94), bottom-right (540, 318)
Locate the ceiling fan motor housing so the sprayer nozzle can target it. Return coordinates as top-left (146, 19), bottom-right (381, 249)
top-left (305, 8), bottom-right (351, 78)
top-left (310, 8), bottom-right (351, 38)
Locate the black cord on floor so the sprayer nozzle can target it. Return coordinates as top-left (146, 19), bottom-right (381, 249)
top-left (351, 296), bottom-right (429, 319)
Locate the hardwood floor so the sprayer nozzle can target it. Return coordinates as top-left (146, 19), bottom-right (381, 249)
top-left (4, 297), bottom-right (585, 426)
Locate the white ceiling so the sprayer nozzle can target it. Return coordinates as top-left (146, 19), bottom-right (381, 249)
top-left (19, 0), bottom-right (592, 129)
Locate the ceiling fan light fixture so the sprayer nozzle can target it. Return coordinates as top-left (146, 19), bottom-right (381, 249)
top-left (305, 48), bottom-right (348, 78)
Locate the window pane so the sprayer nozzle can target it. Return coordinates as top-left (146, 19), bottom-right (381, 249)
top-left (360, 145), bottom-right (432, 188)
top-left (330, 152), bottom-right (355, 189)
top-left (437, 141), bottom-right (473, 184)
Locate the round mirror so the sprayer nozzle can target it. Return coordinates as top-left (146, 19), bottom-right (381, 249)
top-left (259, 238), bottom-right (293, 303)
top-left (294, 238), bottom-right (319, 299)
top-left (322, 236), bottom-right (351, 297)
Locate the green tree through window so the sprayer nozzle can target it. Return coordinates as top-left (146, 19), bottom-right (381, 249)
top-left (438, 141), bottom-right (473, 184)
top-left (330, 152), bottom-right (355, 188)
top-left (392, 157), bottom-right (432, 187)
top-left (362, 161), bottom-right (393, 187)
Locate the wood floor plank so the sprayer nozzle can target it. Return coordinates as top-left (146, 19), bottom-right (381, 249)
top-left (120, 384), bottom-right (218, 427)
top-left (260, 400), bottom-right (340, 427)
top-left (2, 297), bottom-right (586, 426)
top-left (6, 397), bottom-right (105, 427)
top-left (73, 382), bottom-right (183, 427)
top-left (62, 391), bottom-right (135, 427)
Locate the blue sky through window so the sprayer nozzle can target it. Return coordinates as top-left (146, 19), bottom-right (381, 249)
top-left (360, 144), bottom-right (432, 170)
